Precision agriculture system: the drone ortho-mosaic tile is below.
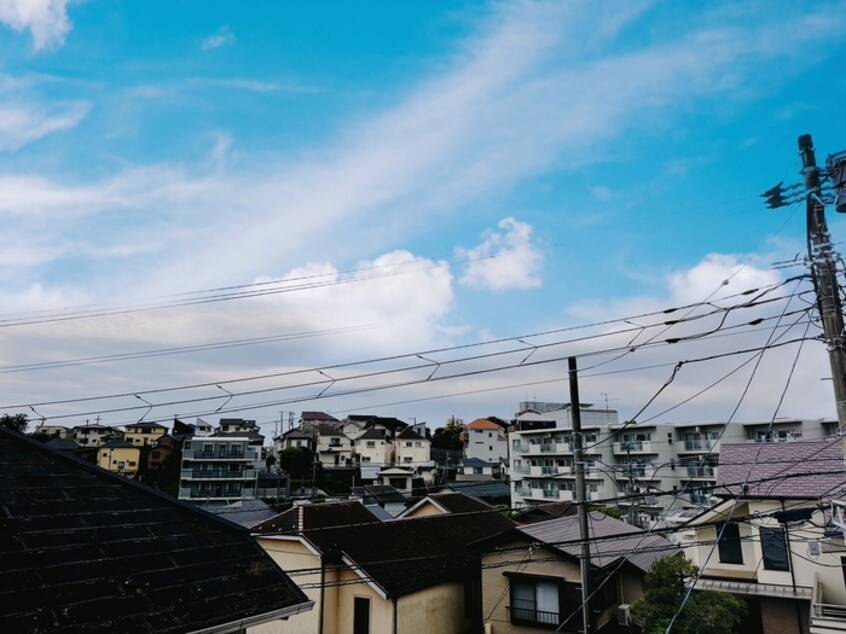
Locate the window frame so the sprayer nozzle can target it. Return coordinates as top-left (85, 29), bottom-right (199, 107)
top-left (717, 521), bottom-right (744, 564)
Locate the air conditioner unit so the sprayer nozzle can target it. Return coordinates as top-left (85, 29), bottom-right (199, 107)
top-left (808, 540), bottom-right (821, 557)
top-left (617, 604), bottom-right (631, 626)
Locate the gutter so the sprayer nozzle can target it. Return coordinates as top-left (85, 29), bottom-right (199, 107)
top-left (188, 600), bottom-right (315, 634)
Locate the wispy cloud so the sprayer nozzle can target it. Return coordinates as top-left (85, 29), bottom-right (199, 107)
top-left (0, 99), bottom-right (89, 150)
top-left (0, 0), bottom-right (72, 50)
top-left (458, 218), bottom-right (544, 291)
top-left (201, 25), bottom-right (235, 51)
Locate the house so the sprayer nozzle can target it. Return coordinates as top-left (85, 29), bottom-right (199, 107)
top-left (70, 423), bottom-right (121, 447)
top-left (251, 503), bottom-right (513, 634)
top-left (351, 484), bottom-right (410, 517)
top-left (32, 424), bottom-right (70, 439)
top-left (679, 439), bottom-right (846, 634)
top-left (511, 500), bottom-right (576, 525)
top-left (203, 498), bottom-right (280, 528)
top-left (124, 421), bottom-right (168, 447)
top-left (376, 467), bottom-right (416, 494)
top-left (314, 423), bottom-right (354, 468)
top-left (0, 426), bottom-right (312, 632)
top-left (276, 427), bottom-right (315, 452)
top-left (179, 435), bottom-right (260, 504)
top-left (398, 492), bottom-right (494, 519)
top-left (146, 433), bottom-right (180, 472)
top-left (356, 427), bottom-right (392, 465)
top-left (218, 417), bottom-right (260, 433)
top-left (479, 512), bottom-right (678, 632)
top-left (464, 418), bottom-right (508, 463)
top-left (394, 426), bottom-right (430, 466)
top-left (457, 457), bottom-right (503, 482)
top-left (96, 438), bottom-right (142, 477)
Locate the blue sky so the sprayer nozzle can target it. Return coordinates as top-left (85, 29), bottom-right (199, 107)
top-left (1, 0), bottom-right (846, 434)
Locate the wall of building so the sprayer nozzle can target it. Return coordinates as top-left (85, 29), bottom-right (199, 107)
top-left (396, 582), bottom-right (465, 634)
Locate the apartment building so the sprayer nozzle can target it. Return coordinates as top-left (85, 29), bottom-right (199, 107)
top-left (509, 402), bottom-right (837, 524)
top-left (178, 436), bottom-right (260, 504)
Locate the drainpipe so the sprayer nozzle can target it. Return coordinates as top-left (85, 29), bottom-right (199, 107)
top-left (393, 597), bottom-right (398, 634)
top-left (319, 556), bottom-right (326, 634)
top-left (780, 501), bottom-right (803, 634)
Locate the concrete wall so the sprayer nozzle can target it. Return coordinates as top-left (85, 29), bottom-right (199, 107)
top-left (396, 582), bottom-right (465, 634)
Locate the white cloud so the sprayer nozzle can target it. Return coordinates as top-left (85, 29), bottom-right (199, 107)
top-left (0, 0), bottom-right (72, 50)
top-left (0, 100), bottom-right (88, 150)
top-left (458, 217), bottom-right (544, 291)
top-left (201, 26), bottom-right (235, 51)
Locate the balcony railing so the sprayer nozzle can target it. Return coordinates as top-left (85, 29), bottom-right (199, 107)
top-left (506, 606), bottom-right (560, 627)
top-left (187, 449), bottom-right (254, 460)
top-left (677, 438), bottom-right (718, 453)
top-left (686, 465), bottom-right (716, 479)
top-left (512, 464), bottom-right (530, 474)
top-left (612, 441), bottom-right (655, 454)
top-left (812, 573), bottom-right (846, 630)
top-left (181, 469), bottom-right (256, 480)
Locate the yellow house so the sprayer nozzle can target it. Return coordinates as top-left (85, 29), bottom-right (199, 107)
top-left (478, 512), bottom-right (676, 633)
top-left (124, 421), bottom-right (168, 447)
top-left (96, 439), bottom-right (141, 477)
top-left (679, 440), bottom-right (846, 634)
top-left (397, 492), bottom-right (495, 519)
top-left (250, 500), bottom-right (513, 634)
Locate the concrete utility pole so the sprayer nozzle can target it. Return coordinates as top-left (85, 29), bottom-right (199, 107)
top-left (799, 134), bottom-right (846, 431)
top-left (568, 356), bottom-right (592, 634)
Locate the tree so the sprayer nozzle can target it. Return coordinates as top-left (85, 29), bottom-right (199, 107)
top-left (278, 446), bottom-right (314, 481)
top-left (431, 418), bottom-right (464, 451)
top-left (0, 413), bottom-right (28, 433)
top-left (485, 416), bottom-right (509, 429)
top-left (265, 454), bottom-right (277, 470)
top-left (631, 555), bottom-right (745, 634)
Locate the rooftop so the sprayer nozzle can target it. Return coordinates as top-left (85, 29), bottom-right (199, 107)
top-left (0, 427), bottom-right (311, 633)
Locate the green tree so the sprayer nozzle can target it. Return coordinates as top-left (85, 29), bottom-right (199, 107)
top-left (431, 418), bottom-right (464, 450)
top-left (631, 555), bottom-right (745, 634)
top-left (278, 446), bottom-right (315, 481)
top-left (485, 416), bottom-right (509, 429)
top-left (265, 454), bottom-right (277, 470)
top-left (0, 413), bottom-right (28, 433)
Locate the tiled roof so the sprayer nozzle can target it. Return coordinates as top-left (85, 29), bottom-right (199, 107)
top-left (300, 411), bottom-right (339, 422)
top-left (281, 428), bottom-right (313, 439)
top-left (100, 439), bottom-right (137, 449)
top-left (125, 422), bottom-right (167, 431)
top-left (302, 511), bottom-right (513, 597)
top-left (443, 481), bottom-right (511, 500)
top-left (44, 438), bottom-right (80, 451)
top-left (468, 419), bottom-right (502, 430)
top-left (422, 492), bottom-right (493, 514)
top-left (202, 499), bottom-right (280, 529)
top-left (512, 501), bottom-right (576, 524)
top-left (252, 500), bottom-right (378, 534)
top-left (716, 440), bottom-right (846, 499)
top-left (350, 415), bottom-right (408, 432)
top-left (397, 427), bottom-right (426, 440)
top-left (517, 512), bottom-right (677, 573)
top-left (357, 428), bottom-right (385, 441)
top-left (460, 457), bottom-right (497, 467)
top-left (0, 427), bottom-right (311, 633)
top-left (351, 484), bottom-right (409, 505)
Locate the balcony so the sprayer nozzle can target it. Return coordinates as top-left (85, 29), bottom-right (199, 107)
top-left (506, 606), bottom-right (561, 627)
top-left (685, 465), bottom-right (716, 479)
top-left (186, 449), bottom-right (254, 461)
top-left (529, 465), bottom-right (559, 477)
top-left (181, 469), bottom-right (256, 480)
top-left (812, 573), bottom-right (846, 632)
top-left (612, 441), bottom-right (655, 455)
top-left (512, 464), bottom-right (530, 475)
top-left (675, 439), bottom-right (719, 454)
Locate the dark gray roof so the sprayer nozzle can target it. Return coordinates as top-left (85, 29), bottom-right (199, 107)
top-left (0, 427), bottom-right (310, 633)
top-left (357, 428), bottom-right (386, 441)
top-left (518, 512), bottom-right (677, 573)
top-left (716, 440), bottom-right (846, 499)
top-left (422, 492), bottom-right (493, 514)
top-left (252, 500), bottom-right (378, 534)
top-left (202, 499), bottom-right (278, 528)
top-left (443, 480), bottom-right (511, 501)
top-left (302, 511), bottom-right (513, 598)
top-left (44, 438), bottom-right (80, 451)
top-left (512, 501), bottom-right (576, 524)
top-left (397, 427), bottom-right (425, 440)
top-left (351, 484), bottom-right (409, 505)
top-left (125, 422), bottom-right (167, 431)
top-left (460, 457), bottom-right (497, 467)
top-left (281, 428), bottom-right (312, 439)
top-left (300, 411), bottom-right (339, 422)
top-left (100, 439), bottom-right (136, 449)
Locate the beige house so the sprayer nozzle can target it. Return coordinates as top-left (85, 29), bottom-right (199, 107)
top-left (393, 427), bottom-right (430, 466)
top-left (96, 439), bottom-right (141, 477)
top-left (398, 492), bottom-right (494, 519)
top-left (123, 421), bottom-right (167, 447)
top-left (251, 500), bottom-right (513, 634)
top-left (679, 440), bottom-right (846, 634)
top-left (479, 512), bottom-right (676, 632)
top-left (355, 428), bottom-right (392, 465)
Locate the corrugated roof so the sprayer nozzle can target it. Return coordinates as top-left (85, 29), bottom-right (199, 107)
top-left (0, 427), bottom-right (310, 633)
top-left (716, 440), bottom-right (846, 499)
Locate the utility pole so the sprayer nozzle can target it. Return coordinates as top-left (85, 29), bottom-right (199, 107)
top-left (569, 356), bottom-right (592, 634)
top-left (799, 134), bottom-right (846, 431)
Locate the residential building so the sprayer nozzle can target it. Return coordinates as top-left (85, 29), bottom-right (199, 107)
top-left (96, 439), bottom-right (141, 477)
top-left (70, 423), bottom-right (121, 447)
top-left (464, 418), bottom-right (508, 462)
top-left (202, 498), bottom-right (279, 528)
top-left (398, 492), bottom-right (494, 519)
top-left (218, 417), bottom-right (260, 434)
top-left (376, 467), bottom-right (416, 494)
top-left (680, 439), bottom-right (846, 634)
top-left (511, 500), bottom-right (576, 525)
top-left (146, 433), bottom-right (179, 472)
top-left (351, 484), bottom-right (411, 517)
top-left (314, 423), bottom-right (354, 468)
top-left (0, 426), bottom-right (312, 633)
top-left (479, 512), bottom-right (678, 632)
top-left (32, 424), bottom-right (70, 439)
top-left (356, 427), bottom-right (391, 465)
top-left (394, 426), bottom-right (430, 466)
top-left (251, 502), bottom-right (513, 634)
top-left (275, 427), bottom-right (314, 453)
top-left (123, 421), bottom-right (167, 447)
top-left (179, 435), bottom-right (260, 504)
top-left (456, 457), bottom-right (503, 481)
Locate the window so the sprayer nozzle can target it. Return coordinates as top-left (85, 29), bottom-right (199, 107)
top-left (718, 522), bottom-right (743, 564)
top-left (473, 467), bottom-right (484, 475)
top-left (403, 457), bottom-right (413, 463)
top-left (366, 441), bottom-right (375, 448)
top-left (760, 526), bottom-right (790, 571)
top-left (405, 441), bottom-right (412, 447)
top-left (353, 597), bottom-right (370, 634)
top-left (509, 578), bottom-right (561, 626)
top-left (415, 441), bottom-right (422, 447)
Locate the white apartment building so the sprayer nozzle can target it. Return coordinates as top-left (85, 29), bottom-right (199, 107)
top-left (179, 436), bottom-right (260, 504)
top-left (464, 418), bottom-right (508, 463)
top-left (509, 402), bottom-right (837, 525)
